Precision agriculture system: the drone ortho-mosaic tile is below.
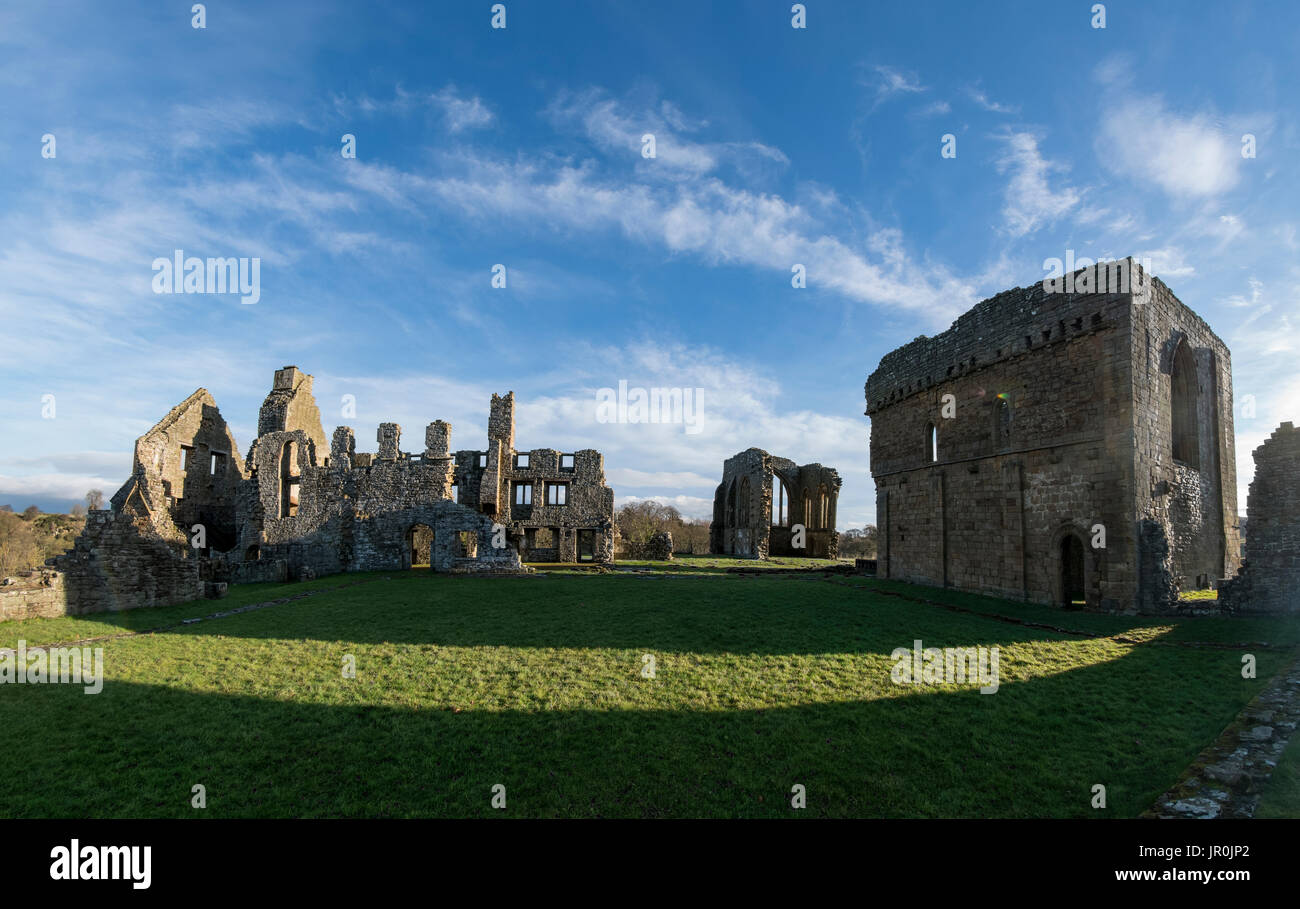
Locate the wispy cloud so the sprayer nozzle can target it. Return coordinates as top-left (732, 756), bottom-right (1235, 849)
top-left (866, 64), bottom-right (926, 105)
top-left (995, 131), bottom-right (1081, 237)
top-left (964, 85), bottom-right (1019, 114)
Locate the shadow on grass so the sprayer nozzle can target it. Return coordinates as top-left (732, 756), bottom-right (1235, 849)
top-left (165, 572), bottom-right (1099, 653)
top-left (0, 637), bottom-right (1275, 819)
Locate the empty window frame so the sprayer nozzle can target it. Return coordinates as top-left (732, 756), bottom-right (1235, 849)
top-left (546, 482), bottom-right (569, 506)
top-left (514, 482), bottom-right (533, 506)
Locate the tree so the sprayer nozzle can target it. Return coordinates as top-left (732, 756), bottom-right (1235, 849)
top-left (70, 503), bottom-right (87, 518)
top-left (85, 489), bottom-right (104, 511)
top-left (0, 511), bottom-right (42, 574)
top-left (837, 526), bottom-right (879, 559)
top-left (614, 501), bottom-right (711, 556)
top-left (20, 505), bottom-right (40, 521)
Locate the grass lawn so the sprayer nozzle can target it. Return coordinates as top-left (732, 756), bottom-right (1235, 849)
top-left (1256, 732), bottom-right (1300, 818)
top-left (0, 555), bottom-right (1293, 818)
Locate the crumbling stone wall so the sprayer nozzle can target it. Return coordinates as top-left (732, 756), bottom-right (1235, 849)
top-left (453, 394), bottom-right (615, 563)
top-left (19, 366), bottom-right (631, 620)
top-left (47, 510), bottom-right (201, 616)
top-left (1219, 422), bottom-right (1300, 614)
top-left (257, 366), bottom-right (329, 463)
top-left (0, 571), bottom-right (66, 621)
top-left (865, 260), bottom-right (1237, 614)
top-left (710, 448), bottom-right (841, 559)
top-left (109, 388), bottom-right (245, 551)
top-left (622, 531), bottom-right (674, 560)
top-left (226, 382), bottom-right (526, 577)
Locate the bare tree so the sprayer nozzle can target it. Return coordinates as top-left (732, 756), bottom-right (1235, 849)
top-left (85, 489), bottom-right (104, 511)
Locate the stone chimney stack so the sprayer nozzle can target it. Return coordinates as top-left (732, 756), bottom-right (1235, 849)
top-left (425, 421), bottom-right (451, 459)
top-left (488, 392), bottom-right (516, 453)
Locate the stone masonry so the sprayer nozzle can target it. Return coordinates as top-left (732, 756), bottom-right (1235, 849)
top-left (710, 448), bottom-right (842, 559)
top-left (5, 366), bottom-right (618, 622)
top-left (451, 393), bottom-right (616, 563)
top-left (866, 259), bottom-right (1239, 614)
top-left (1219, 422), bottom-right (1300, 614)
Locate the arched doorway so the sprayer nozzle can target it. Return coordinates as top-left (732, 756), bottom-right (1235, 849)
top-left (1060, 534), bottom-right (1086, 608)
top-left (408, 523), bottom-right (435, 568)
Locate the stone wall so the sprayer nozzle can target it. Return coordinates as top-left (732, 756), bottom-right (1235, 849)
top-left (109, 388), bottom-right (245, 551)
top-left (710, 448), bottom-right (841, 559)
top-left (1130, 275), bottom-right (1240, 608)
top-left (0, 571), bottom-right (67, 622)
top-left (1219, 422), bottom-right (1300, 614)
top-left (622, 531), bottom-right (674, 560)
top-left (19, 368), bottom-right (622, 619)
top-left (866, 260), bottom-right (1237, 614)
top-left (454, 425), bottom-right (616, 564)
top-left (41, 510), bottom-right (202, 618)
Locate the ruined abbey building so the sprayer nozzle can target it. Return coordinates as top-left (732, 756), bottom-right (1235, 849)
top-left (710, 448), bottom-right (842, 559)
top-left (866, 259), bottom-right (1242, 615)
top-left (12, 367), bottom-right (614, 620)
top-left (1219, 422), bottom-right (1300, 614)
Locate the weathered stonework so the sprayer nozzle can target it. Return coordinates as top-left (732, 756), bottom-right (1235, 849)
top-left (3, 365), bottom-right (619, 622)
top-left (451, 393), bottom-right (616, 563)
top-left (622, 531), bottom-right (674, 560)
top-left (44, 509), bottom-right (202, 616)
top-left (0, 571), bottom-right (67, 621)
top-left (1219, 422), bottom-right (1300, 614)
top-left (710, 448), bottom-right (841, 559)
top-left (866, 260), bottom-right (1239, 614)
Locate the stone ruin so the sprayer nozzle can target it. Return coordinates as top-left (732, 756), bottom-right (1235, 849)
top-left (620, 530), bottom-right (674, 561)
top-left (866, 259), bottom-right (1242, 614)
top-left (9, 366), bottom-right (615, 621)
top-left (709, 448), bottom-right (842, 559)
top-left (1219, 422), bottom-right (1300, 614)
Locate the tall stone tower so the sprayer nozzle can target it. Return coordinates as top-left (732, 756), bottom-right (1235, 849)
top-left (488, 391), bottom-right (516, 454)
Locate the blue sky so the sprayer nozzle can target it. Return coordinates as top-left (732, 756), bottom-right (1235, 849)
top-left (1, 1), bottom-right (1297, 527)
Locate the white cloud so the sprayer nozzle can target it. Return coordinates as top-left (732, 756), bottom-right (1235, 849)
top-left (1096, 93), bottom-right (1242, 198)
top-left (0, 473), bottom-right (122, 506)
top-left (1135, 246), bottom-right (1195, 280)
top-left (866, 65), bottom-right (926, 105)
top-left (546, 89), bottom-right (787, 176)
top-left (995, 131), bottom-right (1081, 237)
top-left (964, 86), bottom-right (1019, 114)
top-left (913, 100), bottom-right (951, 117)
top-left (431, 86), bottom-right (495, 132)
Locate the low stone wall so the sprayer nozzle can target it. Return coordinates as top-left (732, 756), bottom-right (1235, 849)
top-left (619, 531), bottom-right (674, 560)
top-left (0, 571), bottom-right (67, 622)
top-left (47, 510), bottom-right (202, 618)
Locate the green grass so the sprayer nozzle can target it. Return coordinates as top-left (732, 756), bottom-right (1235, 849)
top-left (0, 556), bottom-right (1291, 818)
top-left (1257, 732), bottom-right (1300, 818)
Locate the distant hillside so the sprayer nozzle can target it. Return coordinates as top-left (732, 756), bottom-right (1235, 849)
top-left (0, 509), bottom-right (86, 577)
